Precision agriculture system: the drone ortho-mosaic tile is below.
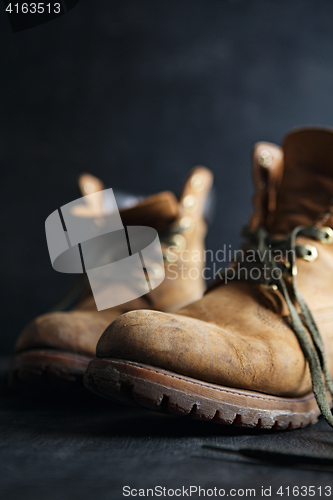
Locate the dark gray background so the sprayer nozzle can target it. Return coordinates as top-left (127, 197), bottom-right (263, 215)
top-left (2, 0), bottom-right (333, 352)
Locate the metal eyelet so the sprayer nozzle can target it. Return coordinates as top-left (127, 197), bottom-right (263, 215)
top-left (149, 263), bottom-right (164, 280)
top-left (319, 227), bottom-right (333, 245)
top-left (190, 173), bottom-right (204, 192)
top-left (170, 234), bottom-right (187, 253)
top-left (261, 283), bottom-right (278, 291)
top-left (183, 194), bottom-right (198, 212)
top-left (302, 244), bottom-right (318, 262)
top-left (258, 149), bottom-right (273, 167)
top-left (283, 263), bottom-right (298, 278)
top-left (292, 264), bottom-right (298, 276)
top-left (179, 216), bottom-right (194, 234)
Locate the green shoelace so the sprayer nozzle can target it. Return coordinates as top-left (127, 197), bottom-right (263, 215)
top-left (219, 225), bottom-right (333, 427)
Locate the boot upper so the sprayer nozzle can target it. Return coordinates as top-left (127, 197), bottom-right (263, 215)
top-left (96, 127), bottom-right (333, 403)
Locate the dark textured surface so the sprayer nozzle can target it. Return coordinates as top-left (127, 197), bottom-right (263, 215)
top-left (2, 1), bottom-right (333, 498)
top-left (1, 358), bottom-right (333, 500)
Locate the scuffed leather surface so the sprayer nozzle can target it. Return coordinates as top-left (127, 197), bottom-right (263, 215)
top-left (97, 128), bottom-right (333, 399)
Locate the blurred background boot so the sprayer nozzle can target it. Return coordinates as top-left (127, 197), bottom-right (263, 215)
top-left (10, 167), bottom-right (214, 393)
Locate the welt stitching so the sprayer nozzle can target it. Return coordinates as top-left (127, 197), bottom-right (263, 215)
top-left (120, 360), bottom-right (315, 404)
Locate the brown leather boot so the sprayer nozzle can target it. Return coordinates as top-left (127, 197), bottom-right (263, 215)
top-left (85, 127), bottom-right (333, 429)
top-left (10, 167), bottom-right (213, 391)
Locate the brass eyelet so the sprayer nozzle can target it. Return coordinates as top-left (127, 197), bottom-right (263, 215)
top-left (183, 194), bottom-right (198, 213)
top-left (261, 283), bottom-right (278, 291)
top-left (258, 149), bottom-right (273, 167)
top-left (190, 173), bottom-right (204, 192)
top-left (170, 234), bottom-right (187, 253)
top-left (179, 216), bottom-right (194, 234)
top-left (149, 263), bottom-right (164, 280)
top-left (319, 227), bottom-right (333, 245)
top-left (302, 244), bottom-right (318, 262)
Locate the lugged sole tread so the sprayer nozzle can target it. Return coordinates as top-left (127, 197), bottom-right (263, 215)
top-left (84, 358), bottom-right (328, 430)
top-left (9, 350), bottom-right (92, 392)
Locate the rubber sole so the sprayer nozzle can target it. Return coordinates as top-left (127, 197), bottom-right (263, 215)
top-left (9, 350), bottom-right (92, 392)
top-left (84, 358), bottom-right (329, 430)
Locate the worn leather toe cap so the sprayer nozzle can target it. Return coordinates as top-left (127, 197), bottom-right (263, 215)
top-left (96, 309), bottom-right (252, 388)
top-left (95, 309), bottom-right (311, 397)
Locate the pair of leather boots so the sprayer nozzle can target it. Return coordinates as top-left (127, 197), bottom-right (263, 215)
top-left (11, 127), bottom-right (333, 431)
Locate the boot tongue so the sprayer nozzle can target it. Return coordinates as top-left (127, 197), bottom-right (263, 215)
top-left (269, 127), bottom-right (333, 235)
top-left (120, 191), bottom-right (179, 230)
top-left (78, 173), bottom-right (179, 230)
